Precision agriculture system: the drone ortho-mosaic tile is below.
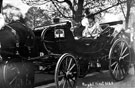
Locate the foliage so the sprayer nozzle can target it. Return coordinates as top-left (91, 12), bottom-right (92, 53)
top-left (2, 4), bottom-right (22, 23)
top-left (25, 6), bottom-right (52, 30)
top-left (22, 0), bottom-right (128, 23)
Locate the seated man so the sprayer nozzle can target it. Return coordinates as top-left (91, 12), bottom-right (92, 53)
top-left (81, 8), bottom-right (102, 39)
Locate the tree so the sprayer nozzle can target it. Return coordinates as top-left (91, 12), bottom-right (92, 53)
top-left (25, 6), bottom-right (52, 30)
top-left (0, 0), bottom-right (3, 13)
top-left (125, 0), bottom-right (133, 29)
top-left (22, 0), bottom-right (128, 23)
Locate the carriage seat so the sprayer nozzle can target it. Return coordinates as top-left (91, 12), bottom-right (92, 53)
top-left (75, 36), bottom-right (99, 47)
top-left (74, 26), bottom-right (114, 47)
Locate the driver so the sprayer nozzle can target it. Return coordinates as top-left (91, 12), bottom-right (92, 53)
top-left (81, 8), bottom-right (102, 39)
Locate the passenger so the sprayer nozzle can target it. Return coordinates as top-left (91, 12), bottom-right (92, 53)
top-left (81, 8), bottom-right (102, 39)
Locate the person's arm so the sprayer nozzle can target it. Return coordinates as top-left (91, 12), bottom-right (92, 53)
top-left (81, 18), bottom-right (89, 27)
top-left (95, 22), bottom-right (102, 33)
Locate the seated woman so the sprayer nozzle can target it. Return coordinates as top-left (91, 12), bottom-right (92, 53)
top-left (81, 8), bottom-right (102, 39)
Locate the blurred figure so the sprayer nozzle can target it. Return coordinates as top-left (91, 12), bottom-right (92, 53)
top-left (3, 5), bottom-right (23, 23)
top-left (11, 8), bottom-right (23, 22)
top-left (0, 13), bottom-right (5, 30)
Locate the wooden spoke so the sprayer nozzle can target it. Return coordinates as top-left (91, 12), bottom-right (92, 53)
top-left (121, 53), bottom-right (129, 59)
top-left (121, 67), bottom-right (126, 75)
top-left (67, 79), bottom-right (73, 88)
top-left (120, 42), bottom-right (125, 56)
top-left (121, 47), bottom-right (128, 56)
top-left (118, 66), bottom-right (124, 79)
top-left (69, 64), bottom-right (76, 72)
top-left (111, 61), bottom-right (117, 67)
top-left (62, 79), bottom-right (67, 88)
top-left (114, 64), bottom-right (119, 78)
top-left (9, 75), bottom-right (18, 85)
top-left (112, 63), bottom-right (118, 74)
top-left (67, 58), bottom-right (73, 71)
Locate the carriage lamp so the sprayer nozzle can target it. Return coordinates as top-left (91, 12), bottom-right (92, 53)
top-left (54, 29), bottom-right (65, 38)
top-left (40, 52), bottom-right (44, 56)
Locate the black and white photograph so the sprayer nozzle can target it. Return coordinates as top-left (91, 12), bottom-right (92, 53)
top-left (0, 0), bottom-right (135, 88)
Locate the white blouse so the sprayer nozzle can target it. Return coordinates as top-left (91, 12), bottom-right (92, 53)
top-left (81, 17), bottom-right (102, 38)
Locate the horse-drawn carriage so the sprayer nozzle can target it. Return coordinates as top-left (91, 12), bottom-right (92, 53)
top-left (0, 17), bottom-right (131, 88)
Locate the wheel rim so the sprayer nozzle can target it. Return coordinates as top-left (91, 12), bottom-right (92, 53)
top-left (55, 54), bottom-right (78, 88)
top-left (3, 63), bottom-right (23, 88)
top-left (109, 40), bottom-right (130, 81)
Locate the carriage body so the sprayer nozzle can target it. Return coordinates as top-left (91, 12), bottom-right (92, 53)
top-left (41, 20), bottom-right (131, 88)
top-left (41, 21), bottom-right (116, 56)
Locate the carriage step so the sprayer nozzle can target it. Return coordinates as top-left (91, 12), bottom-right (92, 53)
top-left (88, 63), bottom-right (101, 68)
top-left (28, 55), bottom-right (49, 60)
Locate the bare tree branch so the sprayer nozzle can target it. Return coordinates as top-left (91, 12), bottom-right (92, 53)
top-left (65, 0), bottom-right (75, 13)
top-left (22, 0), bottom-right (50, 6)
top-left (91, 0), bottom-right (127, 16)
top-left (50, 0), bottom-right (72, 18)
top-left (84, 1), bottom-right (94, 7)
top-left (118, 0), bottom-right (126, 19)
top-left (55, 0), bottom-right (65, 3)
top-left (0, 0), bottom-right (3, 13)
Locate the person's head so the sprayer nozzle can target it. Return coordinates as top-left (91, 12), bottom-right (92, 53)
top-left (84, 8), bottom-right (90, 16)
top-left (88, 15), bottom-right (95, 27)
top-left (86, 13), bottom-right (95, 23)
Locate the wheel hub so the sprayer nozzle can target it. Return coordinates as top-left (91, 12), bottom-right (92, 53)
top-left (66, 71), bottom-right (73, 78)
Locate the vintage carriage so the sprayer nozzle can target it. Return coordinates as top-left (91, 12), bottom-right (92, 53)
top-left (42, 20), bottom-right (131, 88)
top-left (0, 17), bottom-right (131, 88)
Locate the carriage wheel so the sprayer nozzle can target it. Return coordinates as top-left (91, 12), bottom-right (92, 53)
top-left (3, 61), bottom-right (34, 88)
top-left (55, 53), bottom-right (78, 88)
top-left (109, 39), bottom-right (131, 81)
top-left (3, 62), bottom-right (23, 88)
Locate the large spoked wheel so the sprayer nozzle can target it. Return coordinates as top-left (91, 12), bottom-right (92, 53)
top-left (3, 61), bottom-right (23, 88)
top-left (109, 39), bottom-right (131, 81)
top-left (3, 60), bottom-right (34, 88)
top-left (55, 53), bottom-right (78, 88)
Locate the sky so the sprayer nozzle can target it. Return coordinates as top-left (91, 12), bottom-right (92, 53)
top-left (3, 0), bottom-right (31, 15)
